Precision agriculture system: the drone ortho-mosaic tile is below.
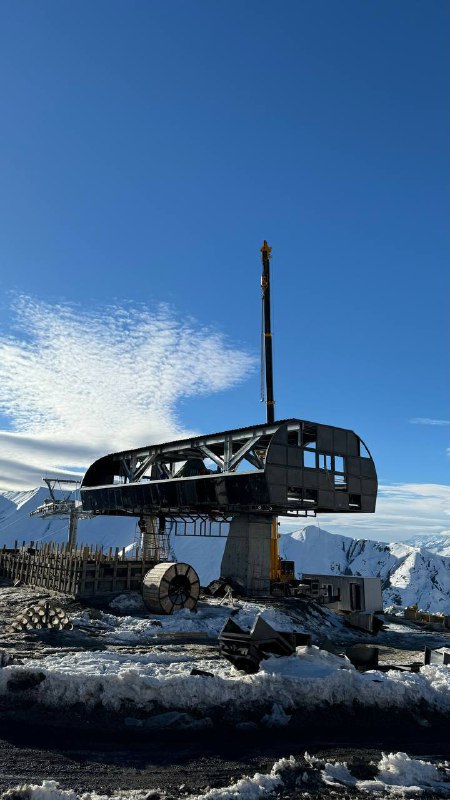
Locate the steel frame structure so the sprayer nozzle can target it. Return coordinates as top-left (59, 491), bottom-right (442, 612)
top-left (81, 418), bottom-right (378, 520)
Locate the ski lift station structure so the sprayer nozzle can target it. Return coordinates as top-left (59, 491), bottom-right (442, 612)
top-left (80, 242), bottom-right (378, 600)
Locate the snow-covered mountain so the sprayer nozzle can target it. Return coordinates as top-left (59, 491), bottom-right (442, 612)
top-left (279, 526), bottom-right (450, 613)
top-left (0, 487), bottom-right (139, 551)
top-left (1, 489), bottom-right (450, 613)
top-left (404, 533), bottom-right (450, 557)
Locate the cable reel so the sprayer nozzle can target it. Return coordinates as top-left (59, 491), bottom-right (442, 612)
top-left (142, 561), bottom-right (200, 614)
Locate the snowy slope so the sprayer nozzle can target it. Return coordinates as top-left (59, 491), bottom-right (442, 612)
top-left (279, 526), bottom-right (450, 613)
top-left (0, 487), bottom-right (138, 551)
top-left (2, 489), bottom-right (450, 613)
top-left (404, 533), bottom-right (450, 557)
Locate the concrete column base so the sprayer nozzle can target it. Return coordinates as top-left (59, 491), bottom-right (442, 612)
top-left (220, 514), bottom-right (272, 596)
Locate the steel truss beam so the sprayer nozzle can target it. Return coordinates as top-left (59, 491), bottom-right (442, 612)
top-left (117, 422), bottom-right (294, 484)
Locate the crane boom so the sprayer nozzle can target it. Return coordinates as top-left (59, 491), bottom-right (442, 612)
top-left (261, 240), bottom-right (275, 425)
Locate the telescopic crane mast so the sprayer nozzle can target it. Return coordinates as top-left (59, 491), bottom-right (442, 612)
top-left (261, 240), bottom-right (275, 425)
top-left (260, 241), bottom-right (282, 581)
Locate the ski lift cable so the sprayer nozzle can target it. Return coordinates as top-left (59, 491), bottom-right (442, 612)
top-left (0, 508), bottom-right (39, 532)
top-left (32, 522), bottom-right (72, 544)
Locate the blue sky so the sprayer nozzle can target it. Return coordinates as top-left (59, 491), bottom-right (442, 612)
top-left (0, 1), bottom-right (448, 537)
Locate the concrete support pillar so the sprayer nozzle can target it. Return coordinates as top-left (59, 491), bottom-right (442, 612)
top-left (220, 514), bottom-right (272, 596)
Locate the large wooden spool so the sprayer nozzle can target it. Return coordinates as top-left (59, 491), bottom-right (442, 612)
top-left (142, 562), bottom-right (200, 614)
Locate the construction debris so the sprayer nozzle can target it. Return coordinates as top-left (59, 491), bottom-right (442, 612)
top-left (219, 614), bottom-right (311, 673)
top-left (343, 611), bottom-right (384, 634)
top-left (424, 646), bottom-right (450, 666)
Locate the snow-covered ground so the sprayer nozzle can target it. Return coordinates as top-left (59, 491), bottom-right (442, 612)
top-left (320, 750), bottom-right (450, 797)
top-left (2, 627), bottom-right (450, 720)
top-left (72, 594), bottom-right (345, 644)
top-left (5, 751), bottom-right (450, 798)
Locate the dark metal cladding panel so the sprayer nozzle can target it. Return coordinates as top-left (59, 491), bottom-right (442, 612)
top-left (224, 473), bottom-right (270, 506)
top-left (266, 423), bottom-right (289, 453)
top-left (317, 426), bottom-right (333, 452)
top-left (287, 447), bottom-right (302, 468)
top-left (346, 433), bottom-right (360, 457)
top-left (361, 495), bottom-right (376, 512)
top-left (335, 493), bottom-right (350, 510)
top-left (318, 490), bottom-right (334, 509)
top-left (83, 454), bottom-right (116, 488)
top-left (269, 444), bottom-right (288, 465)
top-left (82, 471), bottom-right (272, 515)
top-left (176, 479), bottom-right (198, 507)
top-left (361, 459), bottom-right (377, 478)
top-left (157, 481), bottom-right (177, 507)
top-left (347, 456), bottom-right (362, 477)
top-left (362, 478), bottom-right (377, 495)
top-left (303, 469), bottom-right (319, 488)
top-left (333, 428), bottom-right (348, 454)
top-left (266, 465), bottom-right (288, 486)
top-left (318, 472), bottom-right (332, 490)
top-left (347, 477), bottom-right (362, 494)
top-left (287, 467), bottom-right (302, 487)
top-left (270, 484), bottom-right (287, 504)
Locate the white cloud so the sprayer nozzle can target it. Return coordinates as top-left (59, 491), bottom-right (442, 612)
top-left (0, 295), bottom-right (255, 490)
top-left (281, 483), bottom-right (450, 543)
top-left (410, 418), bottom-right (450, 426)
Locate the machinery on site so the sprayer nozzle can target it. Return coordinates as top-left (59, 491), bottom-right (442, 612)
top-left (80, 241), bottom-right (378, 610)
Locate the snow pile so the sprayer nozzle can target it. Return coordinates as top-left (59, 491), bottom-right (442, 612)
top-left (189, 756), bottom-right (295, 799)
top-left (322, 751), bottom-right (450, 796)
top-left (1, 781), bottom-right (161, 799)
top-left (109, 593), bottom-right (147, 613)
top-left (2, 645), bottom-right (450, 718)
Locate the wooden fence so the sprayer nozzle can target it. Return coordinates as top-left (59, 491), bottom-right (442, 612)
top-left (0, 541), bottom-right (155, 599)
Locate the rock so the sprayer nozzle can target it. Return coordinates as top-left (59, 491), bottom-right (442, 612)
top-left (0, 650), bottom-right (14, 667)
top-left (7, 669), bottom-right (46, 692)
top-left (190, 668), bottom-right (214, 677)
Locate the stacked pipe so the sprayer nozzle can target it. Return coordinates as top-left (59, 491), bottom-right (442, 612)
top-left (10, 601), bottom-right (73, 632)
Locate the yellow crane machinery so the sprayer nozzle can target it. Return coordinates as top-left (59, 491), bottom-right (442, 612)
top-left (261, 242), bottom-right (296, 587)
